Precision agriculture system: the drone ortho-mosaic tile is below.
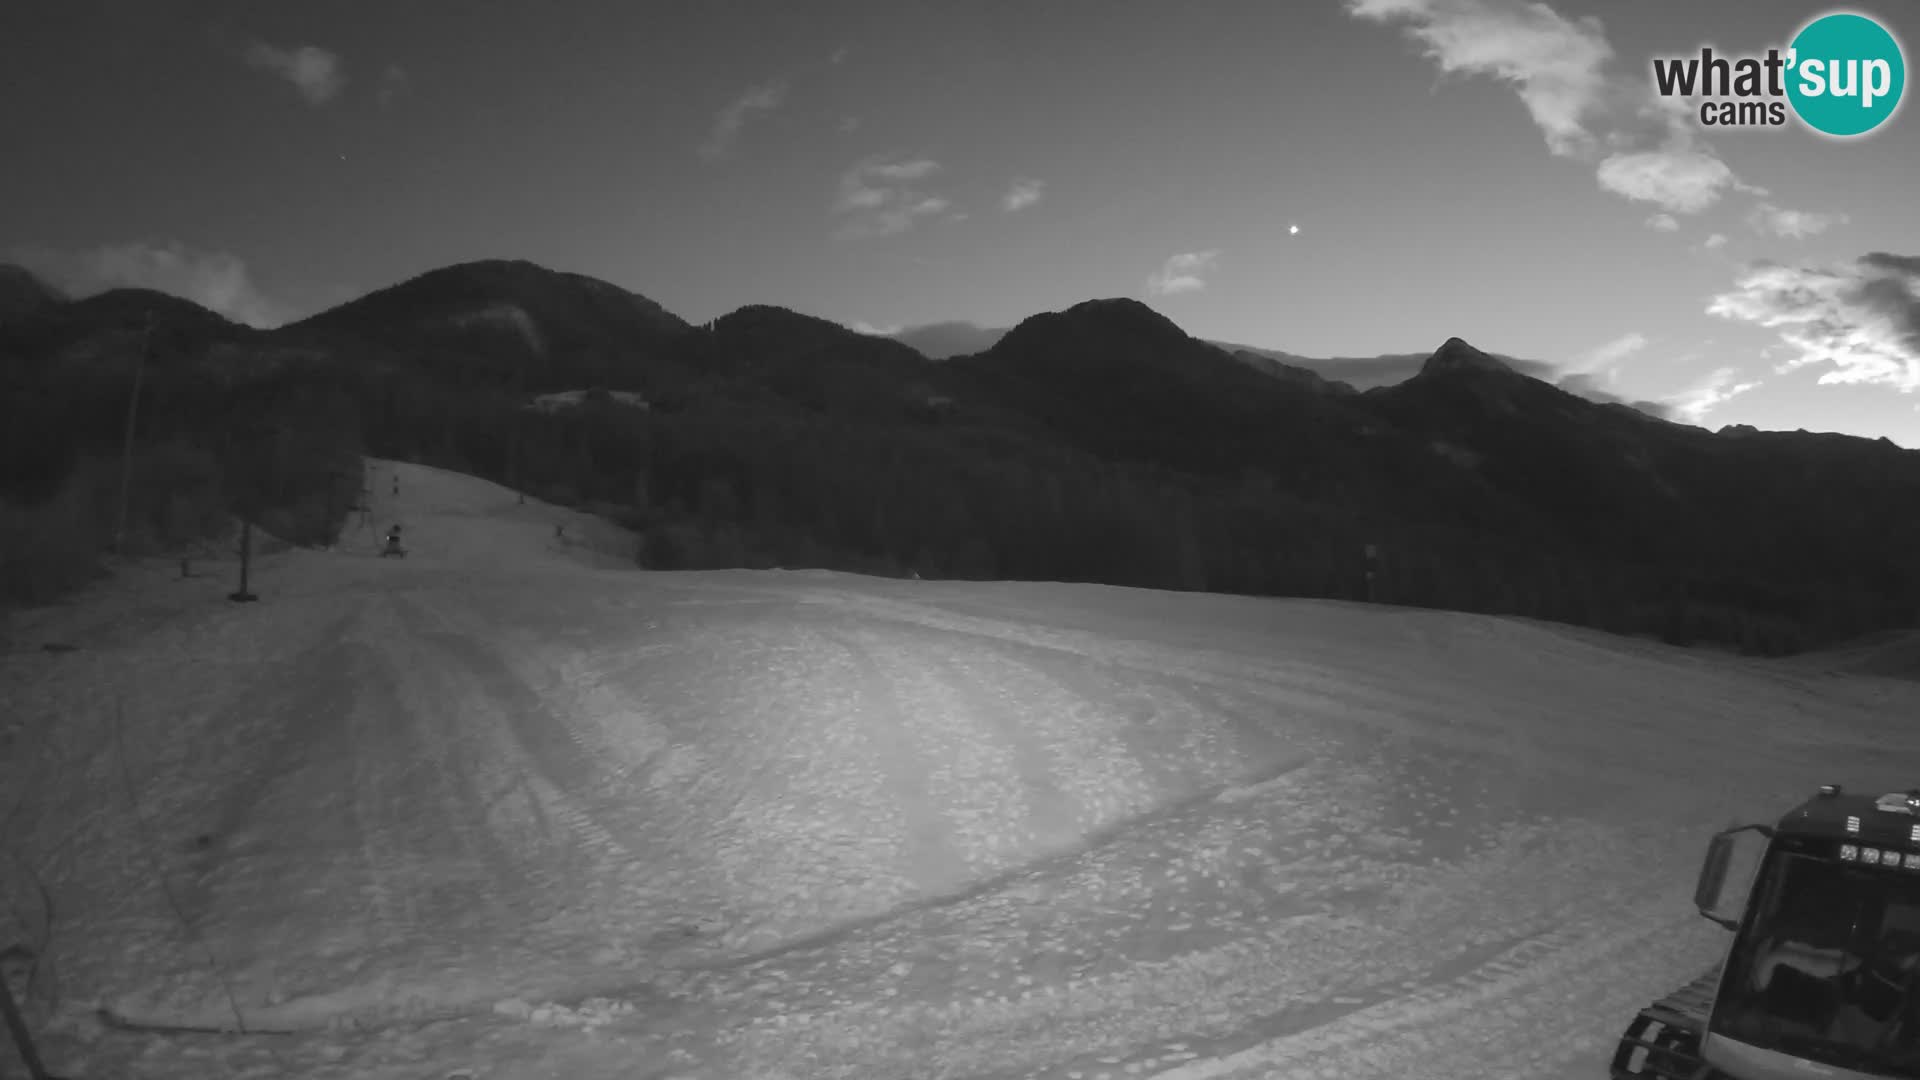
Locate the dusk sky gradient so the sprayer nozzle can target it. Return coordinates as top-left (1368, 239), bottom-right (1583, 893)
top-left (6, 0), bottom-right (1918, 444)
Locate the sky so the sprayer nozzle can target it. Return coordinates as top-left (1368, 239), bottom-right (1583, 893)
top-left (4, 0), bottom-right (1918, 444)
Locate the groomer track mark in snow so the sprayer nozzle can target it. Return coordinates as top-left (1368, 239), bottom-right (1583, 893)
top-left (2, 458), bottom-right (1916, 1079)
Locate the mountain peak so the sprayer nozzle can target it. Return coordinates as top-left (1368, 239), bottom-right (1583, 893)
top-left (1420, 336), bottom-right (1514, 377)
top-left (1064, 297), bottom-right (1184, 333)
top-left (293, 258), bottom-right (685, 338)
top-left (998, 297), bottom-right (1190, 352)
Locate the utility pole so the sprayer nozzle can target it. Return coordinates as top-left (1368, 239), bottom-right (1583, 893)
top-left (229, 516), bottom-right (258, 603)
top-left (228, 415), bottom-right (261, 603)
top-left (273, 426), bottom-right (287, 504)
top-left (111, 313), bottom-right (154, 556)
top-left (509, 362), bottom-right (525, 498)
top-left (324, 470), bottom-right (339, 549)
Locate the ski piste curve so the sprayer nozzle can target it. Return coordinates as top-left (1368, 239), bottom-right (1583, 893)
top-left (1, 458), bottom-right (1916, 1079)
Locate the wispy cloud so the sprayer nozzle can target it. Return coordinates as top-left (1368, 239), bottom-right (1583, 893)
top-left (1707, 252), bottom-right (1920, 392)
top-left (1646, 213), bottom-right (1679, 232)
top-left (1346, 0), bottom-right (1614, 157)
top-left (1146, 251), bottom-right (1221, 296)
top-left (1703, 233), bottom-right (1729, 249)
top-left (1002, 178), bottom-right (1045, 213)
top-left (1746, 202), bottom-right (1850, 239)
top-left (1345, 0), bottom-right (1777, 219)
top-left (1591, 147), bottom-right (1739, 215)
top-left (873, 160), bottom-right (938, 182)
top-left (1666, 365), bottom-right (1763, 424)
top-left (833, 155), bottom-right (952, 237)
top-left (1296, 341), bottom-right (1672, 415)
top-left (241, 40), bottom-right (346, 105)
top-left (1573, 330), bottom-right (1650, 373)
top-left (7, 240), bottom-right (293, 328)
top-left (376, 64), bottom-right (409, 107)
top-left (1550, 330), bottom-right (1654, 406)
top-left (699, 80), bottom-right (787, 160)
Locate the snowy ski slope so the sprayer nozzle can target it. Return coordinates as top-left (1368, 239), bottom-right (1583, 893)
top-left (2, 458), bottom-right (1917, 1079)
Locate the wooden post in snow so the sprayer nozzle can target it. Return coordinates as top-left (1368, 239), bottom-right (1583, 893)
top-left (229, 518), bottom-right (258, 603)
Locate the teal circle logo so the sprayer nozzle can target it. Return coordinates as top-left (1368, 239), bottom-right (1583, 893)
top-left (1786, 11), bottom-right (1907, 137)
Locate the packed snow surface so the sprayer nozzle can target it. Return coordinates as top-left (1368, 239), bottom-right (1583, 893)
top-left (2, 458), bottom-right (1917, 1079)
top-left (526, 388), bottom-right (650, 413)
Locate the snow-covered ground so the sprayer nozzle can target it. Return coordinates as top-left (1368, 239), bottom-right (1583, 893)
top-left (2, 457), bottom-right (1917, 1080)
top-left (526, 388), bottom-right (650, 413)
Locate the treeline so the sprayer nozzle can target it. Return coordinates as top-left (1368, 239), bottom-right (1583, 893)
top-left (5, 314), bottom-right (1914, 659)
top-left (0, 337), bottom-right (365, 607)
top-left (364, 360), bottom-right (1893, 656)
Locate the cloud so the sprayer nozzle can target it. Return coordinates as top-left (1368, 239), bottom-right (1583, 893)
top-left (1707, 252), bottom-right (1920, 392)
top-left (1665, 365), bottom-right (1762, 424)
top-left (1345, 0), bottom-right (1767, 217)
top-left (1538, 332), bottom-right (1676, 414)
top-left (849, 319), bottom-right (902, 336)
top-left (1746, 202), bottom-right (1851, 239)
top-left (1704, 233), bottom-right (1728, 249)
top-left (1550, 371), bottom-right (1677, 417)
top-left (893, 321), bottom-right (1009, 359)
top-left (241, 40), bottom-right (346, 105)
top-left (839, 115), bottom-right (861, 134)
top-left (1287, 339), bottom-right (1674, 415)
top-left (1146, 251), bottom-right (1220, 296)
top-left (833, 156), bottom-right (952, 237)
top-left (1002, 178), bottom-right (1045, 213)
top-left (376, 64), bottom-right (409, 107)
top-left (1594, 148), bottom-right (1738, 214)
top-left (699, 80), bottom-right (787, 160)
top-left (1646, 213), bottom-right (1679, 232)
top-left (1345, 0), bottom-right (1614, 157)
top-left (7, 241), bottom-right (293, 328)
top-left (1571, 330), bottom-right (1649, 374)
top-left (867, 158), bottom-right (940, 182)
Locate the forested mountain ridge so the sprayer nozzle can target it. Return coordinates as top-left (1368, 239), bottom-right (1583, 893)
top-left (3, 257), bottom-right (1914, 656)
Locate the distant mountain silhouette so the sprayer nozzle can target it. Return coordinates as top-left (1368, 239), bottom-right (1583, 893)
top-left (691, 304), bottom-right (972, 423)
top-left (947, 299), bottom-right (1483, 511)
top-left (1216, 347), bottom-right (1359, 397)
top-left (895, 322), bottom-right (1433, 391)
top-left (292, 258), bottom-right (684, 341)
top-left (713, 304), bottom-right (927, 368)
top-left (893, 322), bottom-right (1596, 402)
top-left (13, 286), bottom-right (241, 338)
top-left (1366, 338), bottom-right (1920, 611)
top-left (892, 321), bottom-right (1011, 360)
top-left (1200, 339), bottom-right (1669, 417)
top-left (0, 286), bottom-right (257, 383)
top-left (0, 264), bottom-right (63, 324)
top-left (285, 259), bottom-right (692, 392)
top-left (9, 255), bottom-right (1917, 656)
top-left (1207, 340), bottom-right (1423, 391)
